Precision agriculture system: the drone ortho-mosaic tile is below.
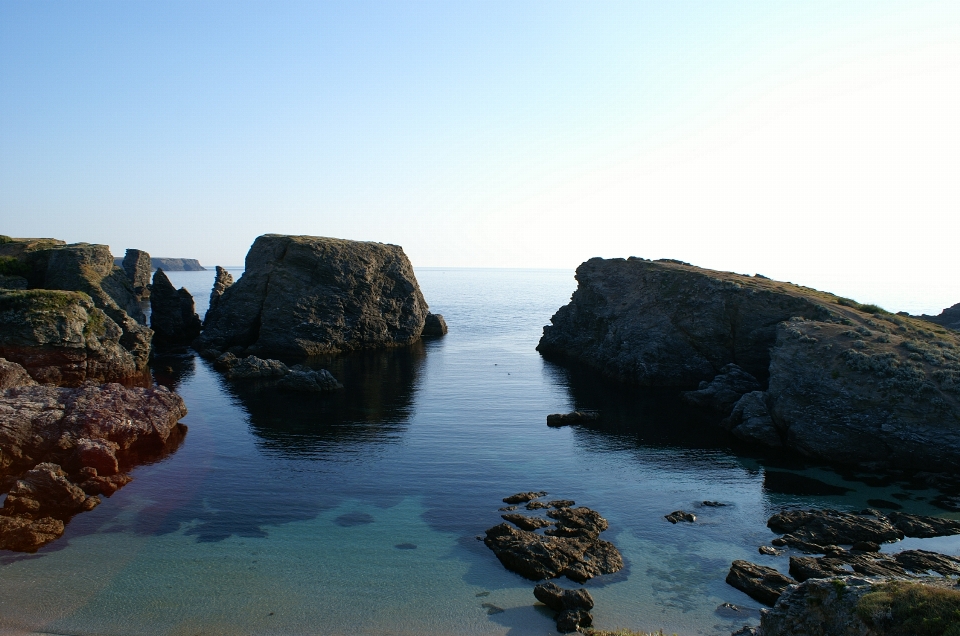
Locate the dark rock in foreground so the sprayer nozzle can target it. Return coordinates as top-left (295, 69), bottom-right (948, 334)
top-left (150, 269), bottom-right (202, 351)
top-left (546, 411), bottom-right (599, 427)
top-left (534, 583), bottom-right (595, 633)
top-left (726, 560), bottom-right (796, 606)
top-left (196, 234), bottom-right (430, 357)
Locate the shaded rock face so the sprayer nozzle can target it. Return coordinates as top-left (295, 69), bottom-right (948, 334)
top-left (682, 363), bottom-right (761, 413)
top-left (121, 249), bottom-right (152, 301)
top-left (0, 363), bottom-right (188, 551)
top-left (726, 560), bottom-right (796, 606)
top-left (150, 269), bottom-right (202, 351)
top-left (206, 266), bottom-right (234, 324)
top-left (919, 302), bottom-right (960, 331)
top-left (539, 258), bottom-right (960, 472)
top-left (538, 258), bottom-right (833, 386)
top-left (0, 291), bottom-right (145, 386)
top-left (196, 235), bottom-right (430, 357)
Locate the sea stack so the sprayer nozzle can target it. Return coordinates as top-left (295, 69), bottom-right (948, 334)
top-left (150, 269), bottom-right (202, 351)
top-left (195, 234), bottom-right (430, 357)
top-left (121, 249), bottom-right (152, 301)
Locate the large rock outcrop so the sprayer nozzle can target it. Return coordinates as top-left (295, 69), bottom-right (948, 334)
top-left (0, 290), bottom-right (145, 385)
top-left (2, 239), bottom-right (152, 367)
top-left (0, 359), bottom-right (187, 551)
top-left (539, 258), bottom-right (960, 472)
top-left (150, 269), bottom-right (202, 351)
top-left (196, 235), bottom-right (430, 357)
top-left (919, 302), bottom-right (960, 331)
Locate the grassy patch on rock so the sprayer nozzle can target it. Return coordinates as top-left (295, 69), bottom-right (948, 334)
top-left (0, 256), bottom-right (30, 277)
top-left (856, 581), bottom-right (960, 635)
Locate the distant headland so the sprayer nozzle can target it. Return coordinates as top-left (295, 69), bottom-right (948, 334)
top-left (112, 256), bottom-right (206, 271)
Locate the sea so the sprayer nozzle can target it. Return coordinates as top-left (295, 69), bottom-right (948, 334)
top-left (1, 268), bottom-right (958, 636)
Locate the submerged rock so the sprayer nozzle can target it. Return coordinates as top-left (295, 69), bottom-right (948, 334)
top-left (546, 411), bottom-right (600, 427)
top-left (150, 269), bottom-right (202, 351)
top-left (277, 366), bottom-right (343, 392)
top-left (196, 234), bottom-right (431, 357)
top-left (665, 510), bottom-right (696, 524)
top-left (503, 491), bottom-right (548, 504)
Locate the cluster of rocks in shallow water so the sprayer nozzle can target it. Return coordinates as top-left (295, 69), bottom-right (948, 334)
top-left (483, 491), bottom-right (620, 633)
top-left (726, 507), bottom-right (960, 610)
top-left (0, 358), bottom-right (187, 552)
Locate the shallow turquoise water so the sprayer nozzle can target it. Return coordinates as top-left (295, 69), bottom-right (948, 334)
top-left (1, 268), bottom-right (958, 636)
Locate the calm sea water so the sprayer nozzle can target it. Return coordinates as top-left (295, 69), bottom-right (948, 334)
top-left (1, 268), bottom-right (958, 636)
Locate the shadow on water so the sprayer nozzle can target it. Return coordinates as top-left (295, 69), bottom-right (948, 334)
top-left (542, 359), bottom-right (731, 451)
top-left (222, 341), bottom-right (427, 459)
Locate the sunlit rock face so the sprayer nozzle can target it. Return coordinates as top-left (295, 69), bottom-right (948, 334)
top-left (196, 234), bottom-right (430, 357)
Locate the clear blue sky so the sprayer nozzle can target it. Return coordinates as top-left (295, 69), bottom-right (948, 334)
top-left (1, 1), bottom-right (958, 313)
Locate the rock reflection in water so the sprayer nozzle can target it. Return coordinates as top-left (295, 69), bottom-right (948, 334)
top-left (224, 342), bottom-right (426, 458)
top-left (543, 360), bottom-right (730, 451)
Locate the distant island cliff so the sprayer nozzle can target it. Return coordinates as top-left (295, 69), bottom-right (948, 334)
top-left (538, 257), bottom-right (960, 473)
top-left (112, 256), bottom-right (206, 271)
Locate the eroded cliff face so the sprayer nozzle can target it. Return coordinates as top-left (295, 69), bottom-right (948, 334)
top-left (539, 257), bottom-right (960, 472)
top-left (538, 257), bottom-right (835, 386)
top-left (196, 234), bottom-right (430, 357)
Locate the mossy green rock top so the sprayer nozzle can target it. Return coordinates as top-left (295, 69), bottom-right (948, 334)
top-left (0, 290), bottom-right (143, 386)
top-left (196, 235), bottom-right (430, 357)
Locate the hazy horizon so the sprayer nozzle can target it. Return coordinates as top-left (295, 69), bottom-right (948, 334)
top-left (2, 1), bottom-right (958, 315)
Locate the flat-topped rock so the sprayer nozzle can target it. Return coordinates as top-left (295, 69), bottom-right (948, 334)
top-left (196, 234), bottom-right (430, 357)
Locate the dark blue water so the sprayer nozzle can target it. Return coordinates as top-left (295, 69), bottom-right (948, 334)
top-left (1, 268), bottom-right (957, 636)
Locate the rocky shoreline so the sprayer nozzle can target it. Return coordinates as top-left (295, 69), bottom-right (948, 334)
top-left (538, 257), bottom-right (960, 473)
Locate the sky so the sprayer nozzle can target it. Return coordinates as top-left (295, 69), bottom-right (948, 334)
top-left (1, 1), bottom-right (958, 314)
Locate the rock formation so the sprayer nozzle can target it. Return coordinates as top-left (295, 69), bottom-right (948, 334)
top-left (196, 234), bottom-right (430, 357)
top-left (484, 494), bottom-right (623, 583)
top-left (150, 258), bottom-right (205, 271)
top-left (422, 312), bottom-right (448, 336)
top-left (150, 269), bottom-right (202, 351)
top-left (1, 238), bottom-right (151, 370)
top-left (213, 353), bottom-right (343, 390)
top-left (121, 249), bottom-right (152, 301)
top-left (0, 290), bottom-right (145, 385)
top-left (918, 302), bottom-right (960, 331)
top-left (534, 583), bottom-right (595, 633)
top-left (0, 359), bottom-right (187, 551)
top-left (539, 258), bottom-right (960, 472)
top-left (546, 411), bottom-right (600, 427)
top-left (206, 266), bottom-right (234, 323)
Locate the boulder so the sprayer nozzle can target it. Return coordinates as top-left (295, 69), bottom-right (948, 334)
top-left (0, 357), bottom-right (37, 389)
top-left (224, 355), bottom-right (289, 379)
top-left (723, 391), bottom-right (783, 448)
top-left (149, 269), bottom-right (202, 351)
top-left (725, 560), bottom-right (796, 606)
top-left (484, 505), bottom-right (623, 583)
top-left (0, 291), bottom-right (145, 386)
top-left (196, 234), bottom-right (430, 357)
top-left (3, 463), bottom-right (100, 518)
top-left (206, 266), bottom-right (234, 324)
top-left (0, 515), bottom-right (64, 552)
top-left (422, 312), bottom-right (448, 336)
top-left (665, 510), bottom-right (696, 524)
top-left (121, 249), bottom-right (152, 300)
top-left (683, 363), bottom-right (762, 414)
